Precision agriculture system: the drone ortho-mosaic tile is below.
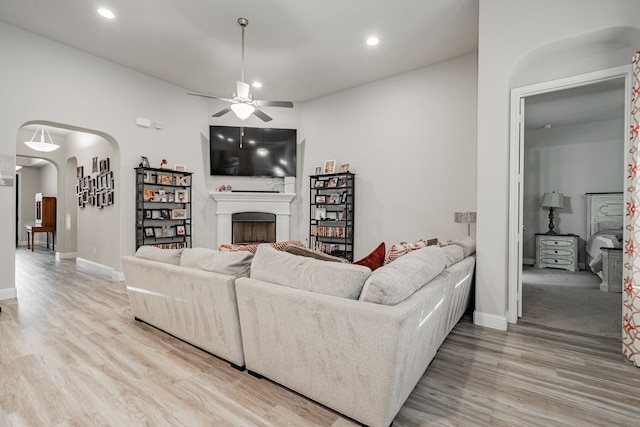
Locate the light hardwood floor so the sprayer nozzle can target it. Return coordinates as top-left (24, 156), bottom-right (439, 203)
top-left (1, 248), bottom-right (639, 426)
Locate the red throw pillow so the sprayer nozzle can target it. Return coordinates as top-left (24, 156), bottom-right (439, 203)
top-left (353, 242), bottom-right (386, 271)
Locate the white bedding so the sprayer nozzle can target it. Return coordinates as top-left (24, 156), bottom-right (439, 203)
top-left (587, 229), bottom-right (622, 273)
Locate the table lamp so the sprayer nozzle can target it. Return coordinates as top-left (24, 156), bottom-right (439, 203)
top-left (541, 192), bottom-right (564, 234)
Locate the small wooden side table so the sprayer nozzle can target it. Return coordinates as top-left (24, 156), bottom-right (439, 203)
top-left (26, 225), bottom-right (56, 252)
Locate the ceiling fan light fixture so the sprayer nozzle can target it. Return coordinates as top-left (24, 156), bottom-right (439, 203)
top-left (24, 126), bottom-right (60, 152)
top-left (231, 103), bottom-right (255, 120)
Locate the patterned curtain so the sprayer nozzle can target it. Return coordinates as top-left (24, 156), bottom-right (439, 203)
top-left (624, 51), bottom-right (640, 367)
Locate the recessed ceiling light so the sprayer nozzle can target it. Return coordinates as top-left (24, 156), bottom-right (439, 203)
top-left (366, 36), bottom-right (379, 46)
top-left (97, 8), bottom-right (115, 19)
top-left (252, 82), bottom-right (262, 88)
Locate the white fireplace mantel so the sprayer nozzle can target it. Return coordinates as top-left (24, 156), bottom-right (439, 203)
top-left (210, 192), bottom-right (296, 248)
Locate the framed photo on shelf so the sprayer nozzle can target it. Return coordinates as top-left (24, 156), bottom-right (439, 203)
top-left (338, 163), bottom-right (350, 173)
top-left (143, 188), bottom-right (156, 201)
top-left (329, 193), bottom-right (340, 204)
top-left (77, 166), bottom-right (83, 178)
top-left (161, 209), bottom-right (171, 219)
top-left (92, 157), bottom-right (98, 173)
top-left (338, 176), bottom-right (347, 187)
top-left (176, 190), bottom-right (188, 203)
top-left (158, 173), bottom-right (173, 185)
top-left (315, 207), bottom-right (326, 220)
top-left (327, 177), bottom-right (338, 188)
top-left (176, 225), bottom-right (186, 236)
top-left (140, 156), bottom-right (150, 168)
top-left (323, 160), bottom-right (336, 174)
top-left (315, 166), bottom-right (322, 175)
top-left (151, 210), bottom-right (162, 219)
top-left (174, 164), bottom-right (186, 172)
top-left (171, 209), bottom-right (187, 219)
top-left (144, 210), bottom-right (152, 219)
top-left (144, 227), bottom-right (154, 237)
top-left (315, 195), bottom-right (326, 204)
top-left (314, 180), bottom-right (325, 188)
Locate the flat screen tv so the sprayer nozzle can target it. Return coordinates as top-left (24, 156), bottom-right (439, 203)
top-left (210, 126), bottom-right (297, 177)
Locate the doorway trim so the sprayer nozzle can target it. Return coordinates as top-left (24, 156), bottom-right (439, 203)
top-left (507, 65), bottom-right (632, 324)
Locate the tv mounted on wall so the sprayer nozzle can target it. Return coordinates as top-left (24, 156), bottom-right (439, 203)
top-left (209, 126), bottom-right (297, 177)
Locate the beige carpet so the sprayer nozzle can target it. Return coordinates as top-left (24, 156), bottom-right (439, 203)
top-left (520, 266), bottom-right (621, 339)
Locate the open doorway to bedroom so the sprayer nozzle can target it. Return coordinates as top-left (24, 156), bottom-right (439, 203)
top-left (508, 67), bottom-right (631, 339)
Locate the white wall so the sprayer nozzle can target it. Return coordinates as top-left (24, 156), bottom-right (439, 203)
top-left (476, 0), bottom-right (640, 329)
top-left (0, 21), bottom-right (211, 297)
top-left (17, 166), bottom-right (40, 244)
top-left (523, 118), bottom-right (624, 264)
top-left (299, 53), bottom-right (478, 258)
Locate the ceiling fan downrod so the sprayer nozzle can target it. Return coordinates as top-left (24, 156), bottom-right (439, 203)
top-left (238, 17), bottom-right (248, 84)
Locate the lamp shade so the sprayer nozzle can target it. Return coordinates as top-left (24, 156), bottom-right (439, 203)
top-left (230, 103), bottom-right (255, 120)
top-left (541, 192), bottom-right (564, 209)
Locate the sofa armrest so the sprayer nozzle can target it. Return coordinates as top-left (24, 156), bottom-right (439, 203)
top-left (235, 273), bottom-right (453, 427)
top-left (122, 256), bottom-right (245, 366)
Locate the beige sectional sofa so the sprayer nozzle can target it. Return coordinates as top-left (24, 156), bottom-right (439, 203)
top-left (122, 238), bottom-right (475, 427)
top-left (121, 246), bottom-right (253, 369)
top-left (235, 239), bottom-right (475, 427)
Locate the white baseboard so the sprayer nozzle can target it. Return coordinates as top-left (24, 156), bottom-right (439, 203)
top-left (56, 252), bottom-right (77, 260)
top-left (76, 257), bottom-right (125, 282)
top-left (0, 287), bottom-right (17, 301)
top-left (76, 257), bottom-right (113, 276)
top-left (473, 311), bottom-right (508, 331)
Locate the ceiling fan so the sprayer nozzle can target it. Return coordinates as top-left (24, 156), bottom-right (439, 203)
top-left (188, 17), bottom-right (293, 122)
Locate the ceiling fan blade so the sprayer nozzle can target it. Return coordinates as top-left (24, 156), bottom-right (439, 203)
top-left (236, 81), bottom-right (250, 99)
top-left (254, 100), bottom-right (294, 108)
top-left (188, 92), bottom-right (234, 103)
top-left (212, 107), bottom-right (232, 117)
top-left (253, 108), bottom-right (273, 122)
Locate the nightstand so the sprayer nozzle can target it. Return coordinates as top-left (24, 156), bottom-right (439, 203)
top-left (535, 234), bottom-right (578, 272)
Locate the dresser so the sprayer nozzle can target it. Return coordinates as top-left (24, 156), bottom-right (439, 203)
top-left (535, 234), bottom-right (578, 272)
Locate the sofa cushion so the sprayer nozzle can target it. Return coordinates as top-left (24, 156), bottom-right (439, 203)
top-left (359, 245), bottom-right (447, 305)
top-left (440, 244), bottom-right (464, 268)
top-left (353, 242), bottom-right (386, 271)
top-left (450, 236), bottom-right (476, 257)
top-left (180, 247), bottom-right (253, 277)
top-left (135, 246), bottom-right (184, 265)
top-left (384, 238), bottom-right (438, 264)
top-left (250, 244), bottom-right (371, 299)
top-left (284, 245), bottom-right (347, 263)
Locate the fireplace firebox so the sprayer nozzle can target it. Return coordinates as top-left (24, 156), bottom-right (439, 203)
top-left (232, 212), bottom-right (276, 244)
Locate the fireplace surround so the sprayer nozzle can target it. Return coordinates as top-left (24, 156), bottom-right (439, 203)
top-left (211, 192), bottom-right (295, 248)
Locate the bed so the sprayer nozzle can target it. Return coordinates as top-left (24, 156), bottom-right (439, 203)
top-left (585, 192), bottom-right (623, 292)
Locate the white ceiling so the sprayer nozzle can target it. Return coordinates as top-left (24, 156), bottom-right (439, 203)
top-left (0, 0), bottom-right (479, 103)
top-left (0, 0), bottom-right (625, 130)
top-left (525, 78), bottom-right (626, 130)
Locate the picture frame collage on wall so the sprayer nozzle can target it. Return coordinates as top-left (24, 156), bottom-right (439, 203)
top-left (76, 157), bottom-right (115, 209)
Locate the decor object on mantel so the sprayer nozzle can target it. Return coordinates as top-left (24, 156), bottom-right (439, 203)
top-left (541, 191), bottom-right (564, 234)
top-left (24, 125), bottom-right (60, 152)
top-left (454, 211), bottom-right (477, 236)
top-left (187, 18), bottom-right (293, 122)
